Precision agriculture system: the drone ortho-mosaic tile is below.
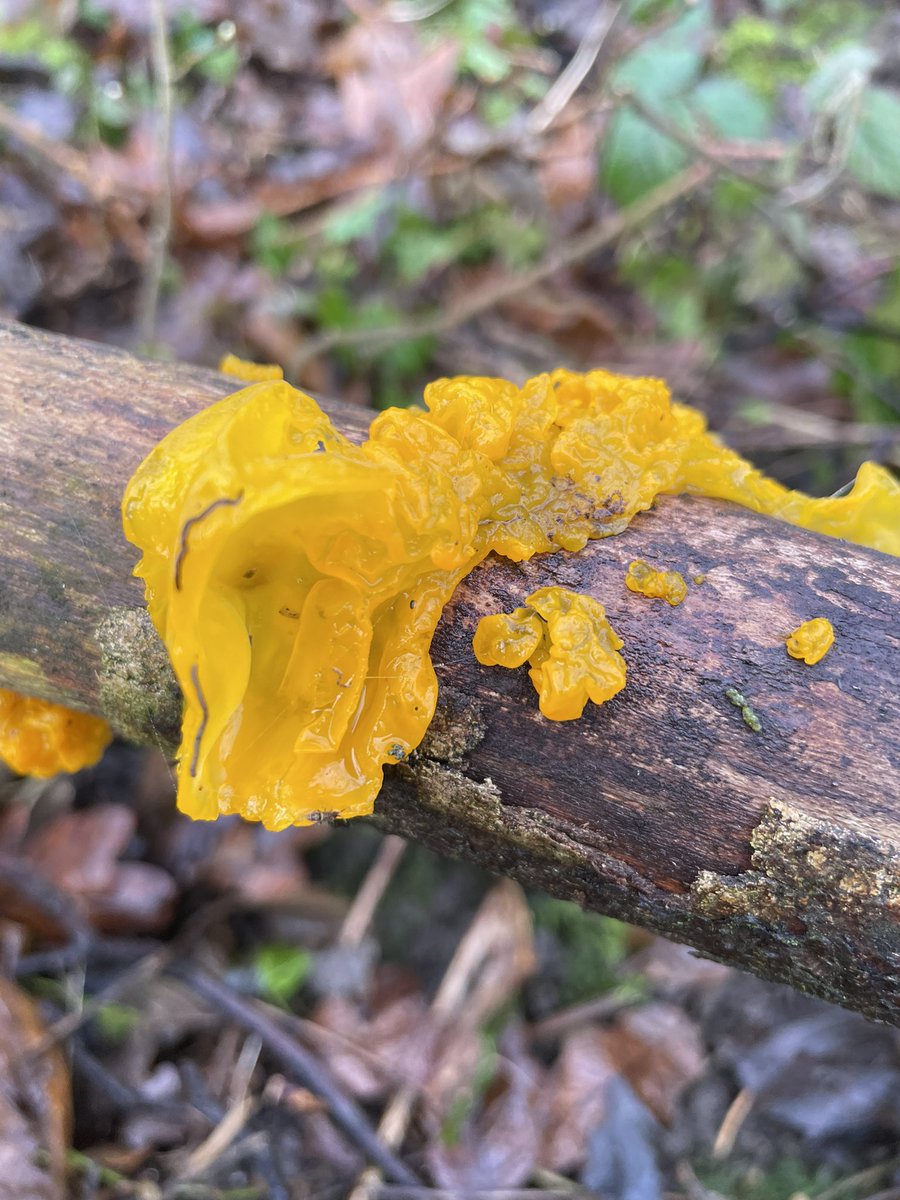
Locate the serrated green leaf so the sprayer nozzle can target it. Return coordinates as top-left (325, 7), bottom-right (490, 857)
top-left (599, 109), bottom-right (688, 206)
top-left (847, 86), bottom-right (900, 199)
top-left (691, 76), bottom-right (773, 140)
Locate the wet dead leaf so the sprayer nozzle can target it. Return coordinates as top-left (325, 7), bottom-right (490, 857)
top-left (538, 119), bottom-right (598, 210)
top-left (24, 805), bottom-right (176, 934)
top-left (312, 987), bottom-right (434, 1101)
top-left (0, 978), bottom-right (70, 1200)
top-left (327, 19), bottom-right (458, 152)
top-left (602, 1003), bottom-right (705, 1126)
top-left (540, 1026), bottom-right (617, 1173)
top-left (426, 1024), bottom-right (544, 1191)
top-left (581, 1076), bottom-right (665, 1200)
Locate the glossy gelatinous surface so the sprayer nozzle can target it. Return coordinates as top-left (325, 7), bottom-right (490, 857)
top-left (475, 588), bottom-right (626, 721)
top-left (0, 688), bottom-right (112, 778)
top-left (625, 559), bottom-right (688, 606)
top-left (786, 617), bottom-right (835, 665)
top-left (218, 354), bottom-right (284, 383)
top-left (472, 608), bottom-right (543, 669)
top-left (122, 368), bottom-right (900, 828)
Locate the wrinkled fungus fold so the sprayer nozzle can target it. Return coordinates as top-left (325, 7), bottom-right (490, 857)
top-left (0, 689), bottom-right (112, 778)
top-left (122, 368), bottom-right (900, 829)
top-left (625, 559), bottom-right (688, 606)
top-left (786, 617), bottom-right (835, 665)
top-left (474, 588), bottom-right (627, 721)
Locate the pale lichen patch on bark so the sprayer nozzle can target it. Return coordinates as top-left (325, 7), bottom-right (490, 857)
top-left (692, 799), bottom-right (900, 1022)
top-left (95, 607), bottom-right (181, 748)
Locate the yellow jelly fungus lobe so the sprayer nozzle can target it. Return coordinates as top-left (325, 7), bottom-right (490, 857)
top-left (0, 688), bottom-right (112, 778)
top-left (786, 617), bottom-right (835, 665)
top-left (625, 559), bottom-right (688, 606)
top-left (474, 588), bottom-right (626, 721)
top-left (122, 367), bottom-right (900, 830)
top-left (472, 608), bottom-right (543, 669)
top-left (218, 354), bottom-right (284, 383)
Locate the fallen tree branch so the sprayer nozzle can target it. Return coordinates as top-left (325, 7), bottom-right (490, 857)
top-left (1, 319), bottom-right (899, 1023)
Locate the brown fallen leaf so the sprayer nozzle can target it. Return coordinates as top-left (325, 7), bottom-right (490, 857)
top-left (426, 1022), bottom-right (544, 1191)
top-left (326, 18), bottom-right (458, 153)
top-left (602, 1002), bottom-right (706, 1126)
top-left (24, 804), bottom-right (176, 934)
top-left (0, 978), bottom-right (70, 1200)
top-left (540, 1026), bottom-right (617, 1173)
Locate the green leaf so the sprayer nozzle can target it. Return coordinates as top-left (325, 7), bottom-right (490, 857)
top-left (256, 944), bottom-right (312, 1007)
top-left (324, 192), bottom-right (390, 245)
top-left (198, 43), bottom-right (239, 85)
top-left (804, 43), bottom-right (877, 113)
top-left (611, 3), bottom-right (708, 103)
top-left (95, 1004), bottom-right (141, 1043)
top-left (691, 76), bottom-right (773, 140)
top-left (461, 37), bottom-right (510, 83)
top-left (599, 108), bottom-right (688, 206)
top-left (847, 86), bottom-right (900, 199)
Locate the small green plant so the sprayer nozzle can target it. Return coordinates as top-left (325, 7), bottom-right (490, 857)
top-left (530, 895), bottom-right (630, 1004)
top-left (255, 943), bottom-right (312, 1007)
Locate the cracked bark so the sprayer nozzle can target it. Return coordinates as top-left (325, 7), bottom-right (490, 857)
top-left (1, 318), bottom-right (898, 1023)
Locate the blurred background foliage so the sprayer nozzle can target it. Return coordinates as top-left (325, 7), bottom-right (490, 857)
top-left (2, 0), bottom-right (900, 495)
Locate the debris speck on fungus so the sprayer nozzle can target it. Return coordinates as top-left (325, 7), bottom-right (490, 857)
top-left (122, 367), bottom-right (899, 829)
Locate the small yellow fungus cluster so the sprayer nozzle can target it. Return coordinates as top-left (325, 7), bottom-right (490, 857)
top-left (786, 617), bottom-right (835, 665)
top-left (219, 354), bottom-right (284, 383)
top-left (624, 559), bottom-right (688, 606)
top-left (121, 367), bottom-right (900, 828)
top-left (473, 587), bottom-right (626, 720)
top-left (0, 689), bottom-right (111, 778)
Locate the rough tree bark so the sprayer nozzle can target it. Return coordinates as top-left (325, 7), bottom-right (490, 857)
top-left (1, 318), bottom-right (898, 1023)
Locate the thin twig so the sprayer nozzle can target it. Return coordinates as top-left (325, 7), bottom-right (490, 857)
top-left (529, 985), bottom-right (641, 1043)
top-left (349, 881), bottom-right (534, 1200)
top-left (288, 162), bottom-right (711, 375)
top-left (374, 1189), bottom-right (579, 1200)
top-left (135, 0), bottom-right (175, 351)
top-left (28, 943), bottom-right (171, 1060)
top-left (711, 1087), bottom-right (755, 1159)
top-left (338, 835), bottom-right (407, 948)
top-left (169, 963), bottom-right (422, 1187)
top-left (526, 3), bottom-right (623, 135)
top-left (815, 1160), bottom-right (900, 1200)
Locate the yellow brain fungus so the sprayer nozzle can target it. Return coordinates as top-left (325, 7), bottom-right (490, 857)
top-left (0, 689), bottom-right (112, 778)
top-left (472, 608), bottom-right (543, 669)
top-left (218, 354), bottom-right (284, 383)
top-left (625, 559), bottom-right (688, 606)
top-left (786, 617), bottom-right (835, 665)
top-left (474, 588), bottom-right (626, 720)
top-left (122, 367), bottom-right (900, 829)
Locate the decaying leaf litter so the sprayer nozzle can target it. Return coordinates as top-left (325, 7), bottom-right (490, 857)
top-left (2, 0), bottom-right (900, 1195)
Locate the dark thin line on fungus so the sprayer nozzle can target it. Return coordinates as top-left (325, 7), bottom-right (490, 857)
top-left (174, 492), bottom-right (244, 590)
top-left (189, 664), bottom-right (208, 778)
